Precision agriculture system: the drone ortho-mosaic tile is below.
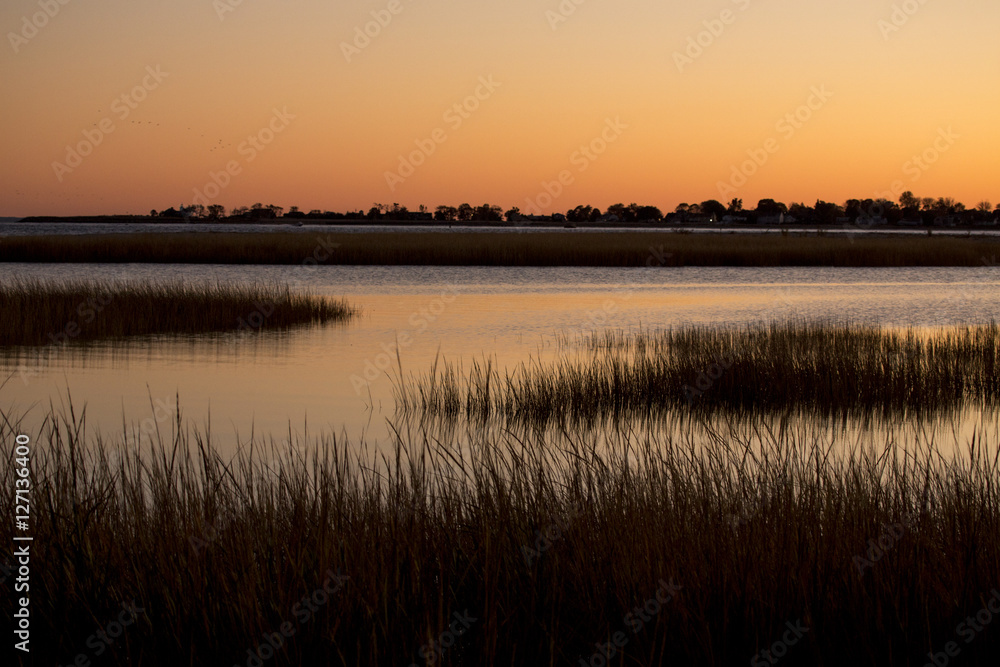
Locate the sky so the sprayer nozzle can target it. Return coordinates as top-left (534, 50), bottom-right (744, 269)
top-left (1, 0), bottom-right (997, 216)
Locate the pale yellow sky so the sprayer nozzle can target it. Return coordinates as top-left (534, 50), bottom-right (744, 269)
top-left (1, 0), bottom-right (997, 216)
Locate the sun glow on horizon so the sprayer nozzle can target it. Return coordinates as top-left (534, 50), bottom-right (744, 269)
top-left (1, 0), bottom-right (997, 217)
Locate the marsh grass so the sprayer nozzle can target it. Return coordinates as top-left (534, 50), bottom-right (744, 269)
top-left (0, 279), bottom-right (355, 346)
top-left (1, 399), bottom-right (999, 665)
top-left (397, 322), bottom-right (1000, 424)
top-left (2, 231), bottom-right (1000, 266)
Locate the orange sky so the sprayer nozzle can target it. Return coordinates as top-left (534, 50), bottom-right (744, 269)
top-left (1, 0), bottom-right (997, 216)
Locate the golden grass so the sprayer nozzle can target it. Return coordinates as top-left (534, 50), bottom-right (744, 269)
top-left (397, 322), bottom-right (1000, 424)
top-left (0, 279), bottom-right (355, 346)
top-left (2, 231), bottom-right (999, 266)
top-left (1, 398), bottom-right (998, 665)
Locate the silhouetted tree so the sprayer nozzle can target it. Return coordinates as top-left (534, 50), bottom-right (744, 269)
top-left (457, 203), bottom-right (474, 221)
top-left (844, 199), bottom-right (863, 220)
top-left (899, 191), bottom-right (919, 210)
top-left (434, 205), bottom-right (457, 221)
top-left (473, 204), bottom-right (503, 221)
top-left (635, 205), bottom-right (662, 221)
top-left (700, 200), bottom-right (726, 220)
top-left (727, 198), bottom-right (743, 214)
top-left (606, 203), bottom-right (628, 221)
top-left (207, 205), bottom-right (226, 219)
top-left (788, 202), bottom-right (813, 221)
top-left (755, 199), bottom-right (788, 218)
top-left (505, 207), bottom-right (521, 222)
top-left (814, 200), bottom-right (843, 225)
top-left (567, 205), bottom-right (603, 223)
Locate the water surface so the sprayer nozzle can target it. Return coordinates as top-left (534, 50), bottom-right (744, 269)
top-left (2, 263), bottom-right (999, 450)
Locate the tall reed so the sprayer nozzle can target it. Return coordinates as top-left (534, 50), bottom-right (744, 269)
top-left (2, 231), bottom-right (1000, 266)
top-left (397, 322), bottom-right (1000, 423)
top-left (1, 399), bottom-right (998, 665)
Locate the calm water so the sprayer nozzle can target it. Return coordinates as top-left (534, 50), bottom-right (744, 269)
top-left (2, 263), bottom-right (999, 450)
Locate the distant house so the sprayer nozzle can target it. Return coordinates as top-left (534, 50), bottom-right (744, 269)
top-left (721, 214), bottom-right (748, 224)
top-left (599, 213), bottom-right (620, 223)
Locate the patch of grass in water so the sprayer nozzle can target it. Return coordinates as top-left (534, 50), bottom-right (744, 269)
top-left (0, 279), bottom-right (356, 346)
top-left (396, 321), bottom-right (1000, 424)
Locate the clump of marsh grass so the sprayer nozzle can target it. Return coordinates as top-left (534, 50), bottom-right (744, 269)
top-left (3, 231), bottom-right (1000, 266)
top-left (396, 321), bottom-right (1000, 424)
top-left (0, 279), bottom-right (356, 346)
top-left (1, 398), bottom-right (999, 665)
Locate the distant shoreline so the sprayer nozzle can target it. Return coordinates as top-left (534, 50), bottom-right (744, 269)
top-left (6, 214), bottom-right (999, 233)
top-left (2, 231), bottom-right (999, 267)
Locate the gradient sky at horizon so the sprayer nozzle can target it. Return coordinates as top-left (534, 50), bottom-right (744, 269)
top-left (1, 0), bottom-right (997, 217)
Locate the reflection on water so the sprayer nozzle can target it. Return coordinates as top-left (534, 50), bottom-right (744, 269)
top-left (390, 402), bottom-right (997, 463)
top-left (2, 263), bottom-right (1000, 453)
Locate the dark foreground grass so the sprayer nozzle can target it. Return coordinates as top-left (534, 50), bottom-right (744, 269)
top-left (2, 231), bottom-right (1000, 266)
top-left (398, 322), bottom-right (1000, 423)
top-left (2, 401), bottom-right (999, 666)
top-left (0, 280), bottom-right (355, 346)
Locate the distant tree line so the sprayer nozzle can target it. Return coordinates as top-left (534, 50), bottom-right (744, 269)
top-left (153, 193), bottom-right (998, 226)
